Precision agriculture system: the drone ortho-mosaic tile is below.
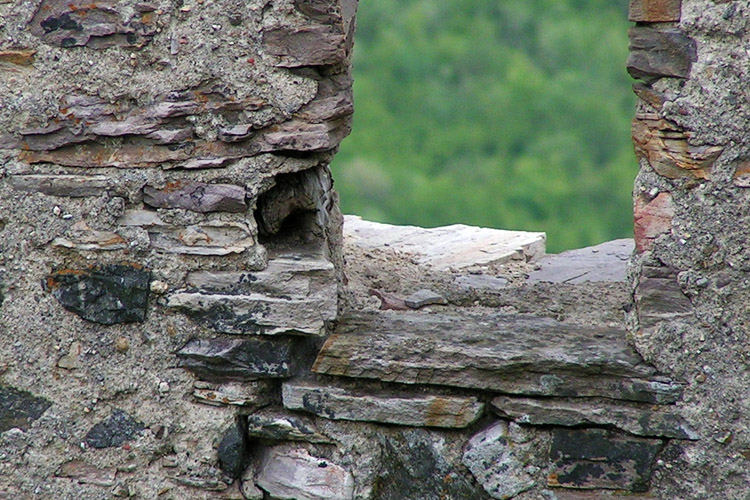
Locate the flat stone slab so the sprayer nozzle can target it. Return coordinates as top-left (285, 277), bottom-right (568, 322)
top-left (246, 411), bottom-right (332, 444)
top-left (491, 395), bottom-right (697, 440)
top-left (527, 239), bottom-right (634, 284)
top-left (313, 311), bottom-right (683, 404)
top-left (283, 381), bottom-right (484, 428)
top-left (344, 215), bottom-right (545, 270)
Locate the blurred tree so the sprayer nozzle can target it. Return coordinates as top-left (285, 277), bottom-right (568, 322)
top-left (332, 0), bottom-right (635, 252)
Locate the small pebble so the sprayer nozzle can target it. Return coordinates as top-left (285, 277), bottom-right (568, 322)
top-left (158, 381), bottom-right (170, 393)
top-left (115, 337), bottom-right (129, 353)
top-left (695, 373), bottom-right (707, 383)
top-left (150, 280), bottom-right (168, 294)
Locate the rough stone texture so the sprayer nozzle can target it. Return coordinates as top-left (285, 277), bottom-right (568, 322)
top-left (282, 381), bottom-right (485, 428)
top-left (491, 395), bottom-right (697, 440)
top-left (548, 428), bottom-right (663, 492)
top-left (176, 337), bottom-right (311, 381)
top-left (256, 446), bottom-right (355, 500)
top-left (44, 264), bottom-right (151, 324)
top-left (84, 409), bottom-right (145, 449)
top-left (0, 0), bottom-right (353, 496)
top-left (527, 239), bottom-right (633, 284)
top-left (629, 0), bottom-right (682, 22)
top-left (344, 215), bottom-right (546, 270)
top-left (629, 2), bottom-right (750, 498)
top-left (0, 385), bottom-right (52, 432)
top-left (314, 311), bottom-right (683, 403)
top-left (246, 411), bottom-right (332, 444)
top-left (217, 419), bottom-right (248, 479)
top-left (462, 421), bottom-right (540, 500)
top-left (627, 27), bottom-right (697, 81)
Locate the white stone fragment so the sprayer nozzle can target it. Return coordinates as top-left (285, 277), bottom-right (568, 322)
top-left (256, 446), bottom-right (354, 500)
top-left (344, 215), bottom-right (545, 270)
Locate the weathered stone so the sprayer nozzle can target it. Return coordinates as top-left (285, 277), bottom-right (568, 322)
top-left (0, 49), bottom-right (36, 66)
top-left (314, 312), bottom-right (683, 404)
top-left (453, 274), bottom-right (508, 291)
top-left (635, 267), bottom-right (694, 330)
top-left (632, 116), bottom-right (722, 180)
top-left (373, 428), bottom-right (488, 500)
top-left (368, 288), bottom-right (408, 311)
top-left (84, 409), bottom-right (145, 449)
top-left (548, 428), bottom-right (663, 492)
top-left (143, 182), bottom-right (247, 213)
top-left (56, 460), bottom-right (116, 487)
top-left (246, 411), bottom-right (332, 444)
top-left (241, 467), bottom-right (264, 500)
top-left (0, 385), bottom-right (52, 432)
top-left (185, 257), bottom-right (335, 298)
top-left (344, 215), bottom-right (545, 270)
top-left (8, 174), bottom-right (111, 197)
top-left (527, 239), bottom-right (634, 284)
top-left (256, 446), bottom-right (354, 500)
top-left (168, 475), bottom-right (230, 491)
top-left (119, 211), bottom-right (257, 255)
top-left (45, 264), bottom-right (150, 325)
top-left (462, 421), bottom-right (537, 500)
top-left (192, 380), bottom-right (275, 408)
top-left (629, 0), bottom-right (681, 22)
top-left (57, 341), bottom-right (83, 370)
top-left (627, 27), bottom-right (697, 81)
top-left (552, 491), bottom-right (657, 500)
top-left (30, 1), bottom-right (157, 49)
top-left (168, 292), bottom-right (333, 336)
top-left (634, 193), bottom-right (674, 253)
top-left (404, 289), bottom-right (447, 309)
top-left (52, 221), bottom-right (128, 251)
top-left (176, 337), bottom-right (308, 381)
top-left (261, 120), bottom-right (348, 152)
top-left (492, 396), bottom-right (698, 440)
top-left (282, 381), bottom-right (484, 428)
top-left (262, 24), bottom-right (347, 67)
top-left (218, 420), bottom-right (248, 480)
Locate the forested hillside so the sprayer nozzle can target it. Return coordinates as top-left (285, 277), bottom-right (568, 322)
top-left (331, 0), bottom-right (635, 252)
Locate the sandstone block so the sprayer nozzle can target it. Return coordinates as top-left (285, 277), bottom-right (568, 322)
top-left (283, 381), bottom-right (484, 428)
top-left (634, 192), bottom-right (674, 253)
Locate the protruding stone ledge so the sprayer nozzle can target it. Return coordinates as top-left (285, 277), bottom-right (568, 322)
top-left (282, 381), bottom-right (485, 428)
top-left (246, 410), bottom-right (333, 444)
top-left (492, 395), bottom-right (698, 440)
top-left (627, 27), bottom-right (697, 81)
top-left (313, 311), bottom-right (684, 404)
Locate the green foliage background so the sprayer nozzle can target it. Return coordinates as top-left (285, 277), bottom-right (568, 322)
top-left (331, 0), bottom-right (636, 253)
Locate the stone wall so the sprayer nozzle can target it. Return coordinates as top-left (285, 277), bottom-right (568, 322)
top-left (0, 0), bottom-right (354, 498)
top-left (0, 1), bottom-right (744, 499)
top-left (629, 0), bottom-right (750, 498)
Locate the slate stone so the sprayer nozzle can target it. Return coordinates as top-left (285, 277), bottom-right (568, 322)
top-left (404, 289), bottom-right (447, 309)
top-left (262, 24), bottom-right (347, 67)
top-left (8, 174), bottom-right (111, 197)
top-left (313, 311), bottom-right (684, 404)
top-left (143, 182), bottom-right (247, 213)
top-left (192, 380), bottom-right (275, 408)
top-left (526, 239), bottom-right (634, 284)
top-left (246, 411), bottom-right (332, 444)
top-left (84, 409), bottom-right (145, 449)
top-left (462, 421), bottom-right (538, 500)
top-left (256, 446), bottom-right (354, 500)
top-left (218, 419), bottom-right (248, 479)
top-left (627, 27), bottom-right (697, 81)
top-left (45, 264), bottom-right (150, 325)
top-left (491, 396), bottom-right (698, 440)
top-left (548, 428), bottom-right (664, 492)
top-left (0, 385), bottom-right (52, 433)
top-left (176, 337), bottom-right (308, 381)
top-left (55, 460), bottom-right (116, 487)
top-left (373, 428), bottom-right (488, 500)
top-left (635, 266), bottom-right (694, 330)
top-left (282, 381), bottom-right (484, 428)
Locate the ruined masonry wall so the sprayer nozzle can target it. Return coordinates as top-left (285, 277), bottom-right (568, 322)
top-left (629, 0), bottom-right (750, 498)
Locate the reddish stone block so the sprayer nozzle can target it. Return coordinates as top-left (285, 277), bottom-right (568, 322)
top-left (629, 0), bottom-right (681, 22)
top-left (634, 192), bottom-right (674, 253)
